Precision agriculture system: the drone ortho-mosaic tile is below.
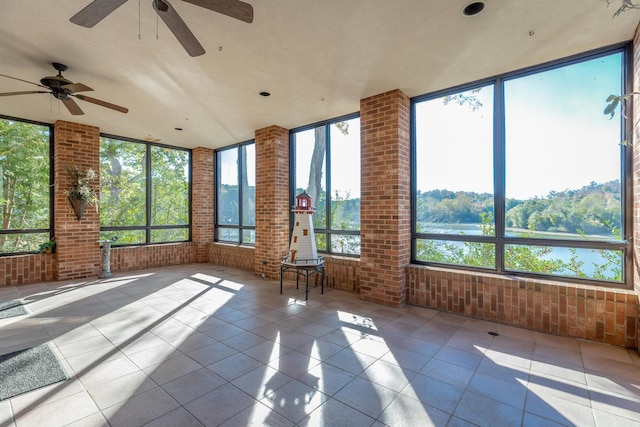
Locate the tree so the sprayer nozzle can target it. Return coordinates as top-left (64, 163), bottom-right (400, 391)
top-left (605, 0), bottom-right (640, 16)
top-left (306, 126), bottom-right (325, 207)
top-left (305, 121), bottom-right (350, 208)
top-left (0, 118), bottom-right (50, 253)
top-left (602, 0), bottom-right (640, 142)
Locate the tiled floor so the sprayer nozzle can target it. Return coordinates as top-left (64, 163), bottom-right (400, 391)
top-left (1, 264), bottom-right (640, 427)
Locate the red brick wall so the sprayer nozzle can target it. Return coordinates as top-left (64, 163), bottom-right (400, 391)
top-left (209, 243), bottom-right (255, 272)
top-left (192, 148), bottom-right (215, 262)
top-left (53, 121), bottom-right (101, 280)
top-left (359, 89), bottom-right (411, 307)
top-left (325, 255), bottom-right (360, 292)
top-left (254, 126), bottom-right (290, 279)
top-left (0, 254), bottom-right (55, 286)
top-left (407, 266), bottom-right (637, 348)
top-left (109, 243), bottom-right (195, 272)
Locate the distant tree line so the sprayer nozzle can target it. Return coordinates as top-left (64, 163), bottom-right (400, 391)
top-left (416, 180), bottom-right (621, 237)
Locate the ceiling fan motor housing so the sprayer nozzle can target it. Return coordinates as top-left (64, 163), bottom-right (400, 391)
top-left (40, 75), bottom-right (74, 99)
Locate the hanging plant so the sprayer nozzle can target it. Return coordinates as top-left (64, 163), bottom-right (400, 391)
top-left (65, 165), bottom-right (98, 220)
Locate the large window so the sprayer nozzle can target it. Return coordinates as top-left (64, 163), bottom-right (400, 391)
top-left (413, 46), bottom-right (629, 284)
top-left (0, 116), bottom-right (52, 254)
top-left (291, 114), bottom-right (360, 255)
top-left (100, 136), bottom-right (190, 244)
top-left (215, 141), bottom-right (255, 244)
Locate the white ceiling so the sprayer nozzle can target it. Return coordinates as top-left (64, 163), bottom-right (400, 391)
top-left (0, 0), bottom-right (638, 150)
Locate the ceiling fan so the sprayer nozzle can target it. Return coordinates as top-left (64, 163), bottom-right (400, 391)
top-left (0, 62), bottom-right (129, 116)
top-left (70, 0), bottom-right (254, 57)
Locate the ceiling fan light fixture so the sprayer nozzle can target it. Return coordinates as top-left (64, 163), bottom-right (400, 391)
top-left (462, 1), bottom-right (486, 17)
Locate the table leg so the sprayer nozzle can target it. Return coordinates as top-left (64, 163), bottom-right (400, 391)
top-left (305, 269), bottom-right (309, 300)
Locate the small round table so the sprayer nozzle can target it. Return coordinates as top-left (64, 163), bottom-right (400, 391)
top-left (280, 261), bottom-right (325, 300)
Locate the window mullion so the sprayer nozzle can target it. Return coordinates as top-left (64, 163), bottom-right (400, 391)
top-left (145, 144), bottom-right (152, 244)
top-left (238, 146), bottom-right (244, 244)
top-left (495, 79), bottom-right (505, 273)
top-left (325, 123), bottom-right (331, 250)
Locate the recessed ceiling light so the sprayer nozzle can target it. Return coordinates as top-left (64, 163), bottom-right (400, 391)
top-left (259, 91), bottom-right (271, 97)
top-left (462, 1), bottom-right (485, 16)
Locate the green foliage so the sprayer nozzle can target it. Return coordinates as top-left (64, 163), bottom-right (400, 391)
top-left (217, 184), bottom-right (256, 225)
top-left (100, 138), bottom-right (146, 230)
top-left (504, 244), bottom-right (566, 275)
top-left (65, 164), bottom-right (98, 206)
top-left (150, 146), bottom-right (189, 226)
top-left (330, 190), bottom-right (360, 230)
top-left (151, 228), bottom-right (189, 243)
top-left (99, 138), bottom-right (189, 245)
top-left (443, 88), bottom-right (483, 111)
top-left (417, 209), bottom-right (623, 281)
top-left (416, 189), bottom-right (493, 226)
top-left (38, 238), bottom-right (56, 253)
top-left (294, 188), bottom-right (361, 255)
top-left (602, 2), bottom-right (640, 144)
top-left (418, 180), bottom-right (621, 239)
top-left (416, 213), bottom-right (495, 268)
top-left (329, 190), bottom-right (360, 254)
top-left (606, 0), bottom-right (640, 17)
top-left (415, 239), bottom-right (495, 268)
top-left (0, 118), bottom-right (50, 253)
top-left (215, 144), bottom-right (255, 244)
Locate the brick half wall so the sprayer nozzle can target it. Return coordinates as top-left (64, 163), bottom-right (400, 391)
top-left (407, 265), bottom-right (638, 348)
top-left (209, 243), bottom-right (255, 272)
top-left (0, 254), bottom-right (56, 287)
top-left (109, 243), bottom-right (195, 273)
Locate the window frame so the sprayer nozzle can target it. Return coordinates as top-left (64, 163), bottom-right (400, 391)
top-left (0, 115), bottom-right (54, 255)
top-left (289, 112), bottom-right (361, 257)
top-left (410, 43), bottom-right (633, 287)
top-left (99, 134), bottom-right (192, 246)
top-left (214, 139), bottom-right (256, 245)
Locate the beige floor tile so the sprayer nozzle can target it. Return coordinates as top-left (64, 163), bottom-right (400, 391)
top-left (12, 390), bottom-right (100, 427)
top-left (101, 387), bottom-right (180, 427)
top-left (455, 391), bottom-right (523, 427)
top-left (2, 264), bottom-right (639, 426)
top-left (86, 370), bottom-right (157, 409)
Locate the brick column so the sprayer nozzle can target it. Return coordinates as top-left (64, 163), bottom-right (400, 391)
top-left (54, 120), bottom-right (101, 280)
top-left (192, 147), bottom-right (214, 262)
top-left (359, 89), bottom-right (411, 307)
top-left (254, 126), bottom-right (290, 278)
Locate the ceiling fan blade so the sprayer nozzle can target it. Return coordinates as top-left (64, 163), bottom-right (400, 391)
top-left (0, 91), bottom-right (49, 96)
top-left (181, 0), bottom-right (253, 23)
top-left (74, 94), bottom-right (129, 113)
top-left (0, 73), bottom-right (49, 89)
top-left (153, 0), bottom-right (206, 57)
top-left (70, 0), bottom-right (129, 27)
top-left (62, 83), bottom-right (94, 93)
top-left (62, 98), bottom-right (84, 115)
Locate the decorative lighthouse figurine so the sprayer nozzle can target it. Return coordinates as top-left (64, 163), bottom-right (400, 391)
top-left (284, 191), bottom-right (324, 266)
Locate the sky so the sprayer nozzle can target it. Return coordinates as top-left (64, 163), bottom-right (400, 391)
top-left (219, 144), bottom-right (255, 187)
top-left (222, 52), bottom-right (623, 203)
top-left (294, 117), bottom-right (361, 200)
top-left (415, 51), bottom-right (623, 200)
